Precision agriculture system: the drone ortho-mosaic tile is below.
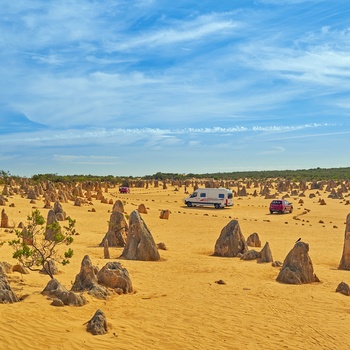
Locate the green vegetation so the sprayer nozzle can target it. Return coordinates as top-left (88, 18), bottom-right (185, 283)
top-left (8, 209), bottom-right (76, 279)
top-left (1, 167), bottom-right (350, 182)
top-left (144, 167), bottom-right (350, 181)
top-left (31, 173), bottom-right (122, 184)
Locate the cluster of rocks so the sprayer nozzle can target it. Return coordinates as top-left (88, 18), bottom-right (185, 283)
top-left (212, 219), bottom-right (323, 285)
top-left (213, 220), bottom-right (273, 264)
top-left (100, 204), bottom-right (161, 261)
top-left (42, 255), bottom-right (133, 307)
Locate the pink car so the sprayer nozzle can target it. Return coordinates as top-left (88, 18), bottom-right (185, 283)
top-left (119, 187), bottom-right (130, 193)
top-left (269, 199), bottom-right (293, 214)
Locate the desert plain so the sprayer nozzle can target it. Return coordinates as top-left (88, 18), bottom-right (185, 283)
top-left (1, 180), bottom-right (350, 350)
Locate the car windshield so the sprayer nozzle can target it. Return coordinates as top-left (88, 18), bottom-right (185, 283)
top-left (272, 200), bottom-right (282, 204)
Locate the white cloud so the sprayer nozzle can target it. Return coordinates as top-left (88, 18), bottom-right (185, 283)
top-left (113, 17), bottom-right (237, 51)
top-left (258, 146), bottom-right (286, 155)
top-left (53, 155), bottom-right (120, 165)
top-left (257, 0), bottom-right (324, 4)
top-left (0, 123), bottom-right (339, 145)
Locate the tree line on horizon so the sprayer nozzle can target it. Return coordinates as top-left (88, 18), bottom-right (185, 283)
top-left (1, 167), bottom-right (350, 184)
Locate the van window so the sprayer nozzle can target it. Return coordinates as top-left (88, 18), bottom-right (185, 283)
top-left (218, 194), bottom-right (225, 199)
top-left (190, 192), bottom-right (197, 198)
top-left (228, 193), bottom-right (233, 199)
top-left (200, 193), bottom-right (206, 198)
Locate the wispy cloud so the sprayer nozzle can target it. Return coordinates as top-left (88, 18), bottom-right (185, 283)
top-left (0, 123), bottom-right (339, 144)
top-left (1, 1), bottom-right (350, 176)
top-left (53, 155), bottom-right (120, 165)
top-left (258, 146), bottom-right (286, 155)
top-left (112, 15), bottom-right (237, 51)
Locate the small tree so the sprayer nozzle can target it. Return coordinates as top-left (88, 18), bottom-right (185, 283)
top-left (9, 209), bottom-right (76, 279)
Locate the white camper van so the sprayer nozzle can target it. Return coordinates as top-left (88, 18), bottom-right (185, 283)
top-left (184, 188), bottom-right (233, 209)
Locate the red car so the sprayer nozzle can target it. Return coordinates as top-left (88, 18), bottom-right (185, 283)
top-left (269, 199), bottom-right (293, 214)
top-left (119, 187), bottom-right (130, 193)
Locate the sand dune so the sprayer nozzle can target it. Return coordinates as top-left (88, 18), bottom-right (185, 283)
top-left (1, 182), bottom-right (350, 349)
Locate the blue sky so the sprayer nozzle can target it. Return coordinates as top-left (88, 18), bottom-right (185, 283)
top-left (1, 0), bottom-right (350, 177)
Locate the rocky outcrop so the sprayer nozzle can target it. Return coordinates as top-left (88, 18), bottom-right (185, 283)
top-left (339, 213), bottom-right (350, 270)
top-left (276, 242), bottom-right (319, 284)
top-left (159, 210), bottom-right (170, 219)
top-left (241, 249), bottom-right (261, 260)
top-left (0, 266), bottom-right (19, 303)
top-left (53, 201), bottom-right (66, 221)
top-left (27, 188), bottom-right (37, 200)
top-left (99, 211), bottom-right (128, 247)
top-left (121, 210), bottom-right (160, 261)
top-left (42, 278), bottom-right (87, 306)
top-left (137, 203), bottom-right (148, 214)
top-left (86, 309), bottom-right (108, 335)
top-left (336, 282), bottom-right (350, 296)
top-left (258, 242), bottom-right (273, 263)
top-left (103, 240), bottom-right (110, 259)
top-left (97, 262), bottom-right (133, 294)
top-left (71, 255), bottom-right (109, 300)
top-left (0, 196), bottom-right (7, 206)
top-left (213, 220), bottom-right (248, 257)
top-left (1, 209), bottom-right (9, 228)
top-left (40, 259), bottom-right (59, 276)
top-left (45, 209), bottom-right (59, 240)
top-left (112, 200), bottom-right (124, 213)
top-left (247, 232), bottom-right (261, 247)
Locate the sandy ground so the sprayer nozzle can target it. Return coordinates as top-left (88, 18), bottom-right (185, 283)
top-left (1, 182), bottom-right (350, 350)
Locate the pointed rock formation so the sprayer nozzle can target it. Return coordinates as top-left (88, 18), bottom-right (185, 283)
top-left (213, 220), bottom-right (248, 257)
top-left (0, 265), bottom-right (19, 303)
top-left (53, 201), bottom-right (66, 221)
top-left (99, 211), bottom-right (128, 247)
top-left (112, 199), bottom-right (124, 213)
top-left (71, 255), bottom-right (109, 299)
top-left (1, 209), bottom-right (9, 228)
top-left (276, 241), bottom-right (319, 284)
top-left (336, 282), bottom-right (350, 296)
top-left (247, 232), bottom-right (261, 247)
top-left (137, 203), bottom-right (148, 214)
top-left (121, 210), bottom-right (160, 261)
top-left (103, 239), bottom-right (110, 259)
top-left (45, 209), bottom-right (59, 240)
top-left (86, 309), bottom-right (108, 335)
top-left (339, 213), bottom-right (350, 270)
top-left (258, 242), bottom-right (273, 263)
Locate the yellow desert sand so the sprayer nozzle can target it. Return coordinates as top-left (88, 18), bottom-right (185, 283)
top-left (1, 182), bottom-right (350, 350)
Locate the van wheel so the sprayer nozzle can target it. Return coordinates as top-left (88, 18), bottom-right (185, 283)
top-left (270, 210), bottom-right (273, 214)
top-left (214, 204), bottom-right (220, 209)
top-left (187, 202), bottom-right (192, 207)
